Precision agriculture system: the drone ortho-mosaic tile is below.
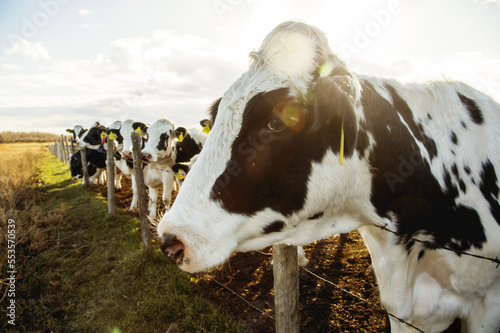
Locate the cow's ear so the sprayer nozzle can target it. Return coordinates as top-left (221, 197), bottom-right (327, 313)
top-left (66, 129), bottom-right (74, 134)
top-left (173, 127), bottom-right (187, 139)
top-left (172, 163), bottom-right (189, 174)
top-left (208, 98), bottom-right (221, 126)
top-left (309, 76), bottom-right (358, 157)
top-left (132, 122), bottom-right (148, 136)
top-left (200, 119), bottom-right (212, 134)
top-left (97, 128), bottom-right (106, 138)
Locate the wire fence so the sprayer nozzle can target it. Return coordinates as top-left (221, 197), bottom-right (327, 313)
top-left (48, 138), bottom-right (500, 333)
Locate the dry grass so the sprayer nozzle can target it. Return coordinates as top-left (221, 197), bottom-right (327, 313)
top-left (0, 131), bottom-right (59, 143)
top-left (0, 143), bottom-right (66, 254)
top-left (1, 145), bottom-right (240, 332)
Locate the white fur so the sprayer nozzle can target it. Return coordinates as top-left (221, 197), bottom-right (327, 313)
top-left (158, 21), bottom-right (500, 332)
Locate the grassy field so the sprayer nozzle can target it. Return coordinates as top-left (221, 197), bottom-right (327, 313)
top-left (0, 144), bottom-right (241, 332)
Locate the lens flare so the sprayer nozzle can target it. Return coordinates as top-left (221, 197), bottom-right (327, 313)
top-left (274, 101), bottom-right (305, 132)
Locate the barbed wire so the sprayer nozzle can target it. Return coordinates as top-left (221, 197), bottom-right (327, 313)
top-left (299, 265), bottom-right (425, 333)
top-left (211, 278), bottom-right (275, 320)
top-left (376, 224), bottom-right (500, 268)
top-left (51, 144), bottom-right (499, 332)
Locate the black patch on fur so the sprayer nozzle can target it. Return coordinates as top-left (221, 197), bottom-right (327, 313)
top-left (451, 132), bottom-right (458, 145)
top-left (172, 163), bottom-right (190, 174)
top-left (479, 160), bottom-right (500, 225)
top-left (308, 212), bottom-right (324, 220)
top-left (176, 133), bottom-right (203, 163)
top-left (210, 84), bottom-right (353, 215)
top-left (355, 128), bottom-right (370, 157)
top-left (458, 92), bottom-right (484, 125)
top-left (360, 80), bottom-right (486, 253)
top-left (459, 180), bottom-right (466, 193)
top-left (385, 84), bottom-right (437, 160)
top-left (83, 124), bottom-right (106, 145)
top-left (451, 164), bottom-right (459, 178)
top-left (157, 133), bottom-right (170, 151)
top-left (418, 250), bottom-right (425, 260)
top-left (70, 149), bottom-right (105, 178)
top-left (126, 159), bottom-right (134, 169)
top-left (263, 220), bottom-right (285, 234)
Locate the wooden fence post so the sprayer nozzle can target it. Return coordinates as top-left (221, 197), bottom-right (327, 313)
top-left (63, 136), bottom-right (70, 165)
top-left (70, 139), bottom-right (75, 155)
top-left (55, 140), bottom-right (61, 161)
top-left (131, 132), bottom-right (153, 260)
top-left (80, 147), bottom-right (90, 187)
top-left (106, 138), bottom-right (116, 216)
top-left (273, 244), bottom-right (300, 333)
top-left (59, 136), bottom-right (66, 163)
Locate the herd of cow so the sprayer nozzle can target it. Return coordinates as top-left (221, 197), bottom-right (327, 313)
top-left (66, 118), bottom-right (210, 219)
top-left (62, 21), bottom-right (500, 333)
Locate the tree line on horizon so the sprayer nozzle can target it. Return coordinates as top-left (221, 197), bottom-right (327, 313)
top-left (0, 131), bottom-right (60, 143)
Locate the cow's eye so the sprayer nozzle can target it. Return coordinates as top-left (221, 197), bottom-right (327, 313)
top-left (267, 116), bottom-right (286, 132)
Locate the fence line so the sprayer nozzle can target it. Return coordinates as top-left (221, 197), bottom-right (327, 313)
top-left (300, 265), bottom-right (425, 332)
top-left (376, 224), bottom-right (500, 267)
top-left (47, 138), bottom-right (499, 332)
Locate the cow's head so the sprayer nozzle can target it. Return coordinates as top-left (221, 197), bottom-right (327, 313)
top-left (78, 122), bottom-right (106, 149)
top-left (66, 125), bottom-right (86, 144)
top-left (174, 126), bottom-right (207, 163)
top-left (120, 119), bottom-right (142, 159)
top-left (138, 119), bottom-right (177, 164)
top-left (106, 121), bottom-right (124, 152)
top-left (157, 21), bottom-right (365, 272)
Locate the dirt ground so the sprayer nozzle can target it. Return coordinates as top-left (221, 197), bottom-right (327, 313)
top-left (99, 176), bottom-right (463, 333)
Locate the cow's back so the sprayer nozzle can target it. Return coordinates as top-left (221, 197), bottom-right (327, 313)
top-left (356, 75), bottom-right (500, 332)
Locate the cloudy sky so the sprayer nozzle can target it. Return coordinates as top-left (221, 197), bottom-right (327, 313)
top-left (1, 0), bottom-right (500, 134)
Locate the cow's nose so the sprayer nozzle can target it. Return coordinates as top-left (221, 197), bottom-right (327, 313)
top-left (122, 150), bottom-right (133, 159)
top-left (142, 152), bottom-right (152, 162)
top-left (159, 233), bottom-right (185, 264)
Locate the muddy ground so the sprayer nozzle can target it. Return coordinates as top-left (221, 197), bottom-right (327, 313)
top-left (99, 177), bottom-right (462, 332)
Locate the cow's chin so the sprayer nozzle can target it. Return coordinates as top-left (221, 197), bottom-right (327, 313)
top-left (176, 241), bottom-right (236, 273)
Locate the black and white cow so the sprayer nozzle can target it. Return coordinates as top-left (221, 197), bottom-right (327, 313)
top-left (69, 149), bottom-right (106, 185)
top-left (106, 119), bottom-right (142, 210)
top-left (66, 125), bottom-right (86, 144)
top-left (173, 125), bottom-right (208, 163)
top-left (77, 121), bottom-right (124, 189)
top-left (158, 21), bottom-right (500, 332)
top-left (172, 154), bottom-right (199, 189)
top-left (134, 119), bottom-right (178, 219)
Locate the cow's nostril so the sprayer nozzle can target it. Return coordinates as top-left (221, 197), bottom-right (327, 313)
top-left (159, 233), bottom-right (185, 264)
top-left (143, 153), bottom-right (152, 161)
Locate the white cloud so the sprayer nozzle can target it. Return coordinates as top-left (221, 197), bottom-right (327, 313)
top-left (1, 63), bottom-right (20, 70)
top-left (80, 23), bottom-right (103, 29)
top-left (0, 29), bottom-right (246, 130)
top-left (3, 39), bottom-right (51, 61)
top-left (79, 9), bottom-right (92, 16)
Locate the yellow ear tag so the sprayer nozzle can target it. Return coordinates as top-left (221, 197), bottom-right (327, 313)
top-left (135, 127), bottom-right (142, 136)
top-left (177, 169), bottom-right (185, 180)
top-left (108, 132), bottom-right (115, 140)
top-left (339, 120), bottom-right (344, 166)
top-left (202, 124), bottom-right (211, 134)
top-left (178, 132), bottom-right (184, 143)
top-left (100, 132), bottom-right (106, 139)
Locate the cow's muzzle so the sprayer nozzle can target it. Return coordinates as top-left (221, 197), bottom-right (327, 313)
top-left (159, 233), bottom-right (185, 265)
